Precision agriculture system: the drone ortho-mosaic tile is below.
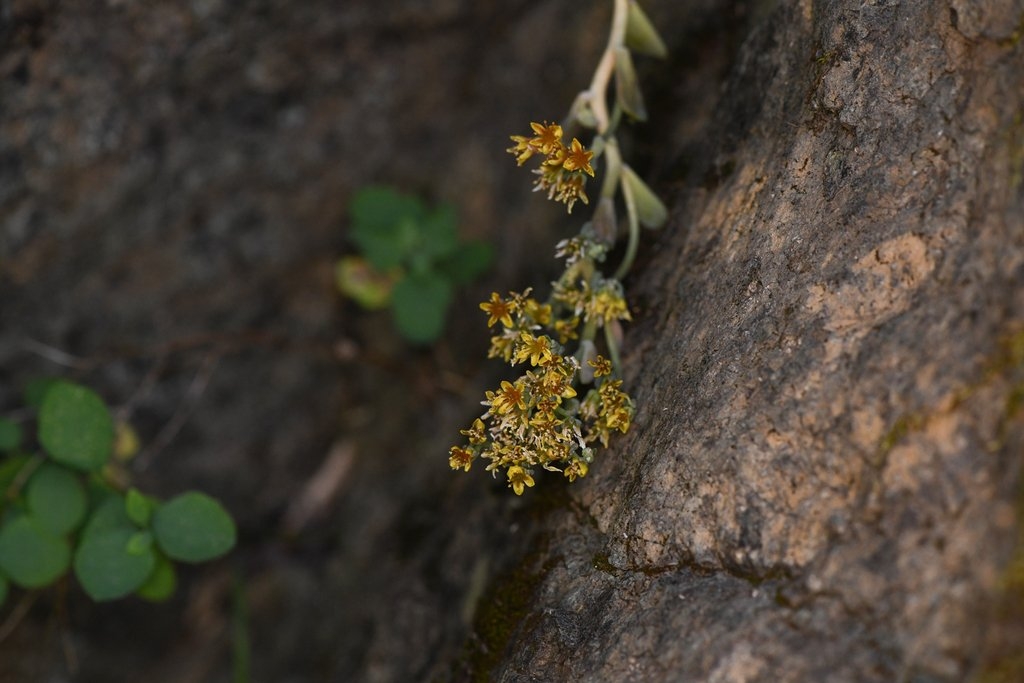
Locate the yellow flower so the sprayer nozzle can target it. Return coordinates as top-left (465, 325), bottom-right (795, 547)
top-left (564, 459), bottom-right (588, 482)
top-left (488, 333), bottom-right (516, 362)
top-left (449, 446), bottom-right (474, 472)
top-left (524, 299), bottom-right (552, 326)
top-left (486, 380), bottom-right (526, 414)
top-left (480, 292), bottom-right (515, 328)
top-left (588, 355), bottom-right (613, 378)
top-left (533, 167), bottom-right (590, 213)
top-left (507, 465), bottom-right (535, 495)
top-left (541, 367), bottom-right (576, 398)
top-left (553, 317), bottom-right (580, 344)
top-left (514, 332), bottom-right (553, 367)
top-left (529, 121), bottom-right (563, 155)
top-left (460, 418), bottom-right (487, 445)
top-left (507, 135), bottom-right (535, 165)
top-left (562, 138), bottom-right (595, 177)
top-left (589, 287), bottom-right (631, 324)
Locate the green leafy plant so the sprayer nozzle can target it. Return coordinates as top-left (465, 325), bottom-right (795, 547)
top-left (336, 186), bottom-right (493, 344)
top-left (0, 380), bottom-right (236, 607)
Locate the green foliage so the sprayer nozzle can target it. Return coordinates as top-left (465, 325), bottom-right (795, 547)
top-left (125, 488), bottom-right (153, 527)
top-left (0, 515), bottom-right (71, 588)
top-left (74, 525), bottom-right (157, 601)
top-left (38, 382), bottom-right (114, 471)
top-left (26, 463), bottom-right (87, 536)
top-left (391, 272), bottom-right (453, 346)
top-left (136, 554), bottom-right (176, 602)
top-left (0, 418), bottom-right (22, 452)
top-left (339, 186), bottom-right (493, 344)
top-left (153, 492), bottom-right (237, 563)
top-left (0, 379), bottom-right (236, 609)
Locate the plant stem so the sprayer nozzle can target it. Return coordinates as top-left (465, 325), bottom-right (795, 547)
top-left (604, 321), bottom-right (623, 374)
top-left (614, 170), bottom-right (640, 281)
top-left (586, 0), bottom-right (630, 134)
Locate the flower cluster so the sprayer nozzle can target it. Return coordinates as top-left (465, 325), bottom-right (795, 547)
top-left (449, 243), bottom-right (634, 495)
top-left (507, 122), bottom-right (595, 213)
top-left (450, 0), bottom-right (668, 495)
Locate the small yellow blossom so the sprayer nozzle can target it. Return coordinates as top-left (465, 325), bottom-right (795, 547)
top-left (553, 317), bottom-right (580, 344)
top-left (529, 121), bottom-right (563, 155)
top-left (480, 292), bottom-right (515, 328)
top-left (564, 459), bottom-right (588, 482)
top-left (534, 167), bottom-right (590, 213)
top-left (486, 380), bottom-right (526, 415)
top-left (488, 333), bottom-right (516, 362)
top-left (562, 138), bottom-right (595, 177)
top-left (460, 418), bottom-right (487, 445)
top-left (524, 299), bottom-right (553, 326)
top-left (589, 287), bottom-right (631, 324)
top-left (588, 355), bottom-right (613, 378)
top-left (514, 332), bottom-right (554, 367)
top-left (449, 446), bottom-right (474, 472)
top-left (507, 465), bottom-right (535, 495)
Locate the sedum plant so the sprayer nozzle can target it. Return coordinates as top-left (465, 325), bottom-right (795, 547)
top-left (0, 380), bottom-right (235, 607)
top-left (337, 186), bottom-right (493, 344)
top-left (449, 0), bottom-right (668, 494)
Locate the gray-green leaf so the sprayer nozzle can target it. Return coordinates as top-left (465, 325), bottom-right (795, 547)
top-left (625, 1), bottom-right (668, 58)
top-left (621, 165), bottom-right (668, 229)
top-left (614, 47), bottom-right (647, 122)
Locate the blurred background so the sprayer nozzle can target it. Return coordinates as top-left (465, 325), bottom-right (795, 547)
top-left (0, 0), bottom-right (724, 679)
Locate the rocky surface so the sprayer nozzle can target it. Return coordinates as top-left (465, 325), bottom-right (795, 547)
top-left (0, 0), bottom-right (1021, 681)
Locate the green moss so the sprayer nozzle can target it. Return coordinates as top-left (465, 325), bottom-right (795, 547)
top-left (972, 481), bottom-right (1024, 682)
top-left (878, 329), bottom-right (1024, 460)
top-left (591, 552), bottom-right (617, 574)
top-left (878, 412), bottom-right (925, 458)
top-left (996, 11), bottom-right (1024, 48)
top-left (454, 541), bottom-right (554, 683)
top-left (1008, 111), bottom-right (1024, 191)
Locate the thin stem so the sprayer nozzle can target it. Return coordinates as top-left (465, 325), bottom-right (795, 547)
top-left (604, 322), bottom-right (623, 374)
top-left (614, 172), bottom-right (641, 281)
top-left (586, 0), bottom-right (630, 134)
top-left (599, 137), bottom-right (623, 199)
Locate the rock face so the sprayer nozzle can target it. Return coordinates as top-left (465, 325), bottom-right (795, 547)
top-left (497, 1), bottom-right (1024, 681)
top-left (0, 0), bottom-right (1022, 681)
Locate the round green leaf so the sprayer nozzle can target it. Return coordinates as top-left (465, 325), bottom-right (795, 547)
top-left (74, 527), bottom-right (156, 601)
top-left (0, 515), bottom-right (71, 588)
top-left (125, 488), bottom-right (152, 528)
top-left (0, 573), bottom-right (8, 607)
top-left (38, 382), bottom-right (114, 472)
top-left (391, 272), bottom-right (453, 344)
top-left (0, 419), bottom-right (22, 452)
top-left (136, 554), bottom-right (177, 602)
top-left (153, 492), bottom-right (236, 563)
top-left (26, 463), bottom-right (87, 535)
